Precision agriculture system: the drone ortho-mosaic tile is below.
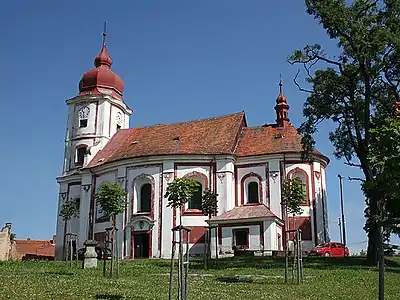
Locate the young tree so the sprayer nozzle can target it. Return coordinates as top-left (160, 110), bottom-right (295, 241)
top-left (288, 0), bottom-right (400, 265)
top-left (95, 182), bottom-right (127, 277)
top-left (282, 178), bottom-right (305, 217)
top-left (165, 177), bottom-right (199, 300)
top-left (59, 198), bottom-right (80, 261)
top-left (165, 178), bottom-right (200, 224)
top-left (201, 189), bottom-right (218, 268)
top-left (201, 189), bottom-right (218, 219)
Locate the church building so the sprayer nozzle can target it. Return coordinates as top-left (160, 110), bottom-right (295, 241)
top-left (55, 29), bottom-right (330, 260)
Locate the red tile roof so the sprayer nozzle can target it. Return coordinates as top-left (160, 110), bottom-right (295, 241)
top-left (87, 112), bottom-right (328, 168)
top-left (88, 112), bottom-right (246, 168)
top-left (209, 204), bottom-right (277, 222)
top-left (14, 240), bottom-right (55, 258)
top-left (234, 123), bottom-right (325, 158)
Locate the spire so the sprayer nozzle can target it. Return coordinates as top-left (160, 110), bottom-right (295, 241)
top-left (94, 21), bottom-right (113, 68)
top-left (102, 21), bottom-right (107, 49)
top-left (275, 77), bottom-right (290, 127)
top-left (277, 75), bottom-right (287, 103)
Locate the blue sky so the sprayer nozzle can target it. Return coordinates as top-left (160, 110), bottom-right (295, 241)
top-left (0, 0), bottom-right (391, 253)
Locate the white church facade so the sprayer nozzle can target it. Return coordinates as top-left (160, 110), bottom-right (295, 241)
top-left (55, 29), bottom-right (330, 260)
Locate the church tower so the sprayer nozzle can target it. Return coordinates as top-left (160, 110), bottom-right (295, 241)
top-left (62, 24), bottom-right (132, 174)
top-left (274, 80), bottom-right (290, 127)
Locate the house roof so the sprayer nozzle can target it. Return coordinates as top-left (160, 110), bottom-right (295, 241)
top-left (14, 240), bottom-right (55, 257)
top-left (209, 204), bottom-right (277, 222)
top-left (87, 111), bottom-right (328, 168)
top-left (88, 112), bottom-right (246, 168)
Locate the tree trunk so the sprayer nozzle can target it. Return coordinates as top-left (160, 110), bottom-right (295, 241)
top-left (110, 216), bottom-right (116, 277)
top-left (179, 211), bottom-right (185, 300)
top-left (69, 221), bottom-right (73, 268)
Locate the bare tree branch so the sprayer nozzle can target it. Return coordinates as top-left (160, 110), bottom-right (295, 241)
top-left (344, 162), bottom-right (362, 167)
top-left (293, 69), bottom-right (313, 93)
top-left (348, 176), bottom-right (366, 182)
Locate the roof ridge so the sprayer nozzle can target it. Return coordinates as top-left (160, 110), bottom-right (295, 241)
top-left (231, 114), bottom-right (247, 154)
top-left (123, 111), bottom-right (245, 131)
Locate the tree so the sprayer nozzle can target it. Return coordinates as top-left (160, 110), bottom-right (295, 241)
top-left (165, 177), bottom-right (199, 300)
top-left (288, 0), bottom-right (400, 265)
top-left (10, 233), bottom-right (16, 241)
top-left (59, 198), bottom-right (80, 261)
top-left (281, 178), bottom-right (305, 283)
top-left (201, 189), bottom-right (218, 268)
top-left (365, 116), bottom-right (400, 236)
top-left (201, 189), bottom-right (218, 219)
top-left (281, 178), bottom-right (305, 216)
top-left (95, 182), bottom-right (127, 277)
top-left (165, 178), bottom-right (200, 210)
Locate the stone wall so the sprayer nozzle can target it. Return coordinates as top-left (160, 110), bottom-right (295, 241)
top-left (0, 223), bottom-right (12, 261)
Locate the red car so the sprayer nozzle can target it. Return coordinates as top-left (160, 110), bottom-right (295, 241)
top-left (309, 242), bottom-right (350, 257)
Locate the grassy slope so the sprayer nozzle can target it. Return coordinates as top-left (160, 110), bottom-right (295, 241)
top-left (0, 257), bottom-right (399, 300)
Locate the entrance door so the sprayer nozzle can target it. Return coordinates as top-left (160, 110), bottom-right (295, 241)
top-left (134, 233), bottom-right (150, 258)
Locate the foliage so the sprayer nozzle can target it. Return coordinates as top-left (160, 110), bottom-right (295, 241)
top-left (288, 0), bottom-right (400, 264)
top-left (364, 117), bottom-right (400, 235)
top-left (201, 189), bottom-right (218, 218)
top-left (0, 257), bottom-right (399, 299)
top-left (281, 178), bottom-right (305, 216)
top-left (95, 182), bottom-right (127, 218)
top-left (59, 198), bottom-right (80, 221)
top-left (164, 177), bottom-right (201, 209)
top-left (9, 233), bottom-right (16, 241)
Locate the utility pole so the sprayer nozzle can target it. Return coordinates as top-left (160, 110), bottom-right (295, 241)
top-left (338, 174), bottom-right (347, 257)
top-left (338, 218), bottom-right (342, 244)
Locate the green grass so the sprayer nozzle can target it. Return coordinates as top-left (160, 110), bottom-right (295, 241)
top-left (0, 256), bottom-right (399, 299)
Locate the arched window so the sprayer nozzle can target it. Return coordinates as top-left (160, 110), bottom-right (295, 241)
top-left (247, 182), bottom-right (259, 203)
top-left (139, 183), bottom-right (151, 213)
top-left (288, 168), bottom-right (308, 204)
top-left (76, 146), bottom-right (87, 166)
top-left (188, 182), bottom-right (202, 210)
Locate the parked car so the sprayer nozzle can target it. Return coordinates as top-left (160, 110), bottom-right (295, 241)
top-left (308, 242), bottom-right (350, 257)
top-left (77, 247), bottom-right (112, 260)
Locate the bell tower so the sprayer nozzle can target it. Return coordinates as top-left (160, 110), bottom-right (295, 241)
top-left (62, 23), bottom-right (132, 174)
top-left (275, 79), bottom-right (290, 127)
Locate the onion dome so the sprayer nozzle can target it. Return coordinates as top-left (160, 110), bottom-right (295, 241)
top-left (79, 24), bottom-right (124, 101)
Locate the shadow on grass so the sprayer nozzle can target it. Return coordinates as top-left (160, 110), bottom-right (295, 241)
top-left (94, 294), bottom-right (124, 300)
top-left (183, 256), bottom-right (400, 273)
top-left (215, 276), bottom-right (291, 285)
top-left (216, 276), bottom-right (254, 283)
top-left (188, 256), bottom-right (285, 271)
top-left (43, 271), bottom-right (75, 276)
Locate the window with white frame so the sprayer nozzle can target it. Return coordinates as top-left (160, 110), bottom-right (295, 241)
top-left (247, 181), bottom-right (259, 203)
top-left (75, 146), bottom-right (87, 166)
top-left (139, 183), bottom-right (151, 213)
top-left (289, 169), bottom-right (308, 203)
top-left (188, 181), bottom-right (202, 210)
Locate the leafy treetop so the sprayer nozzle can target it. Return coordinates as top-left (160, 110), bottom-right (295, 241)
top-left (281, 178), bottom-right (305, 216)
top-left (201, 189), bottom-right (218, 219)
top-left (164, 177), bottom-right (201, 209)
top-left (59, 198), bottom-right (80, 221)
top-left (95, 182), bottom-right (127, 218)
